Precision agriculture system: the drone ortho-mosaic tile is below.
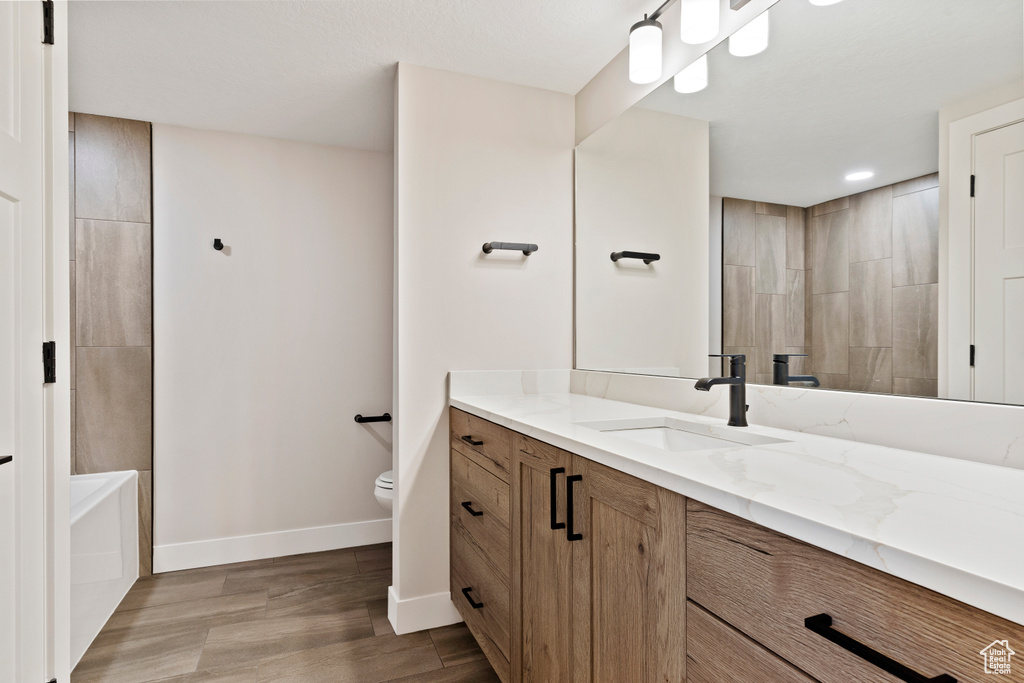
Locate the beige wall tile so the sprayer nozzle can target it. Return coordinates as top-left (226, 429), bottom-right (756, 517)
top-left (74, 114), bottom-right (151, 223)
top-left (816, 373), bottom-right (849, 390)
top-left (76, 347), bottom-right (153, 473)
top-left (755, 214), bottom-right (786, 294)
top-left (139, 470), bottom-right (153, 577)
top-left (810, 196), bottom-right (849, 217)
top-left (893, 284), bottom-right (938, 379)
top-left (786, 205), bottom-right (805, 270)
top-left (893, 187), bottom-right (939, 286)
top-left (849, 348), bottom-right (893, 394)
top-left (849, 259), bottom-right (892, 347)
top-left (723, 265), bottom-right (755, 347)
top-left (893, 377), bottom-right (939, 397)
top-left (849, 186), bottom-right (892, 263)
top-left (754, 373), bottom-right (772, 385)
top-left (892, 173), bottom-right (939, 197)
top-left (811, 292), bottom-right (849, 374)
top-left (69, 133), bottom-right (75, 258)
top-left (70, 261), bottom-right (76, 389)
top-left (723, 198), bottom-right (755, 266)
top-left (76, 219), bottom-right (152, 347)
top-left (786, 269), bottom-right (805, 347)
top-left (755, 293), bottom-right (786, 375)
top-left (810, 210), bottom-right (850, 294)
top-left (756, 202), bottom-right (787, 217)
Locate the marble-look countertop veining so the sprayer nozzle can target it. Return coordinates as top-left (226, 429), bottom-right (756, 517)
top-left (449, 386), bottom-right (1024, 626)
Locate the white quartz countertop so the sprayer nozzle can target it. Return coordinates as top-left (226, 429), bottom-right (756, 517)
top-left (450, 390), bottom-right (1024, 626)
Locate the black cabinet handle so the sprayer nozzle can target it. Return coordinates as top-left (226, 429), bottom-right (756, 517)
top-left (804, 614), bottom-right (956, 683)
top-left (549, 467), bottom-right (565, 530)
top-left (461, 587), bottom-right (484, 609)
top-left (566, 474), bottom-right (583, 541)
top-left (355, 413), bottom-right (391, 423)
top-left (461, 501), bottom-right (483, 517)
top-left (0, 455), bottom-right (11, 467)
top-left (461, 435), bottom-right (483, 447)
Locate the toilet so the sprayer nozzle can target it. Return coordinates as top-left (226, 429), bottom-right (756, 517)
top-left (373, 470), bottom-right (393, 511)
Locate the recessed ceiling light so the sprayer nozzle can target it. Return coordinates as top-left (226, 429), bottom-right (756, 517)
top-left (845, 171), bottom-right (874, 181)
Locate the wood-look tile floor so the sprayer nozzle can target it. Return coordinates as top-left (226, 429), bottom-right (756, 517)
top-left (72, 543), bottom-right (499, 683)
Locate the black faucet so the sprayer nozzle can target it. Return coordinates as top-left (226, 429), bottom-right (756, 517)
top-left (694, 354), bottom-right (748, 427)
top-left (772, 354), bottom-right (820, 387)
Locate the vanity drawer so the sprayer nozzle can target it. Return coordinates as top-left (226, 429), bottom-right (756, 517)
top-left (687, 500), bottom-right (1024, 683)
top-left (451, 448), bottom-right (510, 528)
top-left (451, 481), bottom-right (510, 583)
top-left (451, 516), bottom-right (511, 663)
top-left (687, 601), bottom-right (815, 683)
top-left (450, 408), bottom-right (511, 483)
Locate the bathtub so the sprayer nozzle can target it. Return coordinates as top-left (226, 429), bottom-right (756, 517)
top-left (70, 471), bottom-right (139, 669)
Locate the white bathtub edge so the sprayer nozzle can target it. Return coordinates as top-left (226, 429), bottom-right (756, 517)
top-left (153, 517), bottom-right (393, 573)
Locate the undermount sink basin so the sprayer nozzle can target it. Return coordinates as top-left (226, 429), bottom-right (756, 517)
top-left (575, 416), bottom-right (790, 453)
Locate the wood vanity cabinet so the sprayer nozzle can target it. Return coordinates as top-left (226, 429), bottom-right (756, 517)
top-left (686, 500), bottom-right (1024, 683)
top-left (450, 408), bottom-right (687, 683)
top-left (451, 407), bottom-right (1024, 683)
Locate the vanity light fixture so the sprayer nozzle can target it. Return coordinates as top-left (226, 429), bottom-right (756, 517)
top-left (728, 9), bottom-right (769, 56)
top-left (629, 15), bottom-right (664, 84)
top-left (680, 0), bottom-right (720, 45)
top-left (845, 171), bottom-right (874, 181)
top-left (674, 54), bottom-right (709, 93)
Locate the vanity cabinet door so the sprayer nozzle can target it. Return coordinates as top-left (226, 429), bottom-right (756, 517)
top-left (569, 455), bottom-right (687, 683)
top-left (511, 434), bottom-right (575, 683)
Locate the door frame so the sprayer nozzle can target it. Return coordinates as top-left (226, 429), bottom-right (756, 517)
top-left (947, 96), bottom-right (1024, 401)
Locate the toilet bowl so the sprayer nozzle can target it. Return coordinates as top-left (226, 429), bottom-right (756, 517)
top-left (374, 470), bottom-right (393, 512)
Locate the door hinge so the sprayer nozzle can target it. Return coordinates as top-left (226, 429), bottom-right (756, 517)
top-left (42, 341), bottom-right (56, 384)
top-left (42, 0), bottom-right (54, 44)
top-left (970, 174), bottom-right (975, 197)
top-left (970, 344), bottom-right (976, 367)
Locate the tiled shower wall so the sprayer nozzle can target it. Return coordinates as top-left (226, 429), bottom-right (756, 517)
top-left (722, 198), bottom-right (808, 384)
top-left (723, 173), bottom-right (939, 396)
top-left (70, 113), bottom-right (154, 575)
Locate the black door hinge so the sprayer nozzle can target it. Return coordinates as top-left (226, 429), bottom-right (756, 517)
top-left (970, 175), bottom-right (975, 197)
top-left (42, 1), bottom-right (54, 44)
top-left (970, 344), bottom-right (976, 367)
top-left (42, 341), bottom-right (56, 384)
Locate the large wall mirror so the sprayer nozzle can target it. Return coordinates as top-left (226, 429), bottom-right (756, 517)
top-left (575, 0), bottom-right (1024, 405)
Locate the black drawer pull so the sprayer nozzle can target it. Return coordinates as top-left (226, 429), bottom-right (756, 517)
top-left (0, 455), bottom-right (11, 467)
top-left (566, 474), bottom-right (583, 541)
top-left (461, 435), bottom-right (483, 447)
top-left (461, 587), bottom-right (484, 609)
top-left (549, 467), bottom-right (565, 530)
top-left (805, 614), bottom-right (956, 683)
top-left (461, 501), bottom-right (483, 517)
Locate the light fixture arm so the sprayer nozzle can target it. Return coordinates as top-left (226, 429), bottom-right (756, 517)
top-left (647, 0), bottom-right (679, 22)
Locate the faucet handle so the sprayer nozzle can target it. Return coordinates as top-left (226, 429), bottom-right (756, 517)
top-left (772, 353), bottom-right (807, 362)
top-left (709, 353), bottom-right (746, 360)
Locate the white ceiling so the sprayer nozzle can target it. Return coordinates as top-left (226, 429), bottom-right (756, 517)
top-left (69, 0), bottom-right (652, 152)
top-left (639, 0), bottom-right (1023, 207)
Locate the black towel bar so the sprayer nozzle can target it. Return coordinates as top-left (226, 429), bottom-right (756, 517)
top-left (611, 251), bottom-right (660, 264)
top-left (482, 242), bottom-right (538, 255)
top-left (354, 413), bottom-right (391, 424)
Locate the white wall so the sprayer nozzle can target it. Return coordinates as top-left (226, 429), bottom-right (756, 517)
top-left (392, 64), bottom-right (574, 633)
top-left (152, 125), bottom-right (394, 572)
top-left (575, 107), bottom-right (710, 377)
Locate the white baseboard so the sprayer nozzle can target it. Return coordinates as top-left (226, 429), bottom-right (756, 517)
top-left (388, 585), bottom-right (462, 635)
top-left (153, 518), bottom-right (392, 573)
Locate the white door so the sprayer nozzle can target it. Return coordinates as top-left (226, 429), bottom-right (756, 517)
top-left (0, 3), bottom-right (50, 681)
top-left (974, 120), bottom-right (1024, 405)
